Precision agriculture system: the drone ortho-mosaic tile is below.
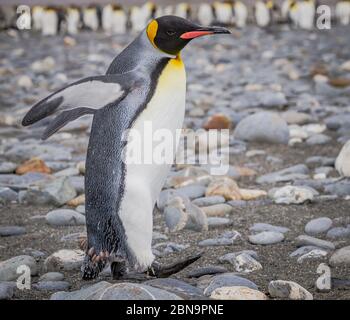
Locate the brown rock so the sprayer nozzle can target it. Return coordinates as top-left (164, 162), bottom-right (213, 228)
top-left (211, 286), bottom-right (268, 300)
top-left (328, 77), bottom-right (350, 88)
top-left (203, 114), bottom-right (231, 130)
top-left (201, 203), bottom-right (232, 217)
top-left (234, 166), bottom-right (257, 177)
top-left (66, 194), bottom-right (85, 207)
top-left (239, 189), bottom-right (267, 200)
top-left (309, 64), bottom-right (328, 77)
top-left (16, 157), bottom-right (51, 175)
top-left (206, 177), bottom-right (241, 201)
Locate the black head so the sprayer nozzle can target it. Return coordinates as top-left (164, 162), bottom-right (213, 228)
top-left (146, 15), bottom-right (231, 56)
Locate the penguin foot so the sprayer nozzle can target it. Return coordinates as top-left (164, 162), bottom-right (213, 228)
top-left (148, 252), bottom-right (202, 278)
top-left (81, 247), bottom-right (111, 280)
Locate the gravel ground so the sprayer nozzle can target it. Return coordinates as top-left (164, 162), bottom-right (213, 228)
top-left (0, 24), bottom-right (350, 300)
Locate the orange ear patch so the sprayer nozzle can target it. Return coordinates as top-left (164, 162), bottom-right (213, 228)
top-left (147, 20), bottom-right (158, 49)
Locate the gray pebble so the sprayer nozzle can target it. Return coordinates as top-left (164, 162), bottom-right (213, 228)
top-left (144, 278), bottom-right (204, 299)
top-left (176, 185), bottom-right (206, 200)
top-left (0, 226), bottom-right (26, 237)
top-left (326, 227), bottom-right (350, 239)
top-left (306, 134), bottom-right (331, 145)
top-left (207, 217), bottom-right (232, 228)
top-left (329, 245), bottom-right (350, 267)
top-left (198, 231), bottom-right (241, 247)
top-left (305, 217), bottom-right (333, 235)
top-left (45, 209), bottom-right (85, 226)
top-left (250, 223), bottom-right (290, 234)
top-left (297, 249), bottom-right (328, 263)
top-left (249, 231), bottom-right (284, 245)
top-left (295, 235), bottom-right (335, 250)
top-left (290, 246), bottom-right (324, 257)
top-left (34, 281), bottom-right (71, 291)
top-left (0, 162), bottom-right (17, 174)
top-left (0, 282), bottom-right (15, 300)
top-left (0, 187), bottom-right (18, 204)
top-left (268, 280), bottom-right (313, 300)
top-left (234, 112), bottom-right (289, 144)
top-left (218, 250), bottom-right (259, 264)
top-left (204, 273), bottom-right (258, 296)
top-left (0, 255), bottom-right (38, 281)
top-left (51, 282), bottom-right (182, 300)
top-left (192, 196), bottom-right (225, 207)
top-left (257, 164), bottom-right (309, 184)
top-left (39, 272), bottom-right (65, 282)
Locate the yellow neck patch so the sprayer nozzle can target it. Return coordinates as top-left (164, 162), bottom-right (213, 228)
top-left (147, 20), bottom-right (158, 49)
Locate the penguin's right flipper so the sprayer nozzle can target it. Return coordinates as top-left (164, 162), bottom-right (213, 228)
top-left (22, 74), bottom-right (134, 139)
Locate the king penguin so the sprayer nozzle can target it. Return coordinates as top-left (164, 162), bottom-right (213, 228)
top-left (22, 15), bottom-right (230, 280)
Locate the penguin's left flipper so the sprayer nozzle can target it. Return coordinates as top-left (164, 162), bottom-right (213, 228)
top-left (22, 73), bottom-right (136, 139)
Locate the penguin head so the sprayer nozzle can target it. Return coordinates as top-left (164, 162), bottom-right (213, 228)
top-left (146, 15), bottom-right (230, 56)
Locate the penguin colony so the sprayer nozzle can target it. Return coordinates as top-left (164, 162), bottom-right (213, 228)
top-left (1, 1), bottom-right (349, 34)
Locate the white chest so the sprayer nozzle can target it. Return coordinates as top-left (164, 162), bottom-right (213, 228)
top-left (118, 59), bottom-right (186, 268)
top-left (126, 58), bottom-right (186, 203)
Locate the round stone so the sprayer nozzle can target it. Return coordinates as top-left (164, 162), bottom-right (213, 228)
top-left (248, 231), bottom-right (284, 245)
top-left (305, 217), bottom-right (333, 235)
top-left (268, 280), bottom-right (313, 300)
top-left (0, 226), bottom-right (26, 237)
top-left (211, 286), bottom-right (268, 300)
top-left (329, 246), bottom-right (350, 267)
top-left (45, 209), bottom-right (85, 226)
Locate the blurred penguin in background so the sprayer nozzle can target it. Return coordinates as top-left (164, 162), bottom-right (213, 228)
top-left (154, 6), bottom-right (163, 18)
top-left (42, 7), bottom-right (58, 36)
top-left (287, 0), bottom-right (299, 27)
top-left (197, 3), bottom-right (214, 26)
top-left (111, 5), bottom-right (127, 34)
top-left (174, 2), bottom-right (191, 19)
top-left (163, 5), bottom-right (173, 16)
top-left (83, 5), bottom-right (99, 31)
top-left (32, 6), bottom-right (44, 31)
top-left (0, 6), bottom-right (16, 29)
top-left (66, 6), bottom-right (80, 35)
top-left (281, 0), bottom-right (293, 21)
top-left (233, 1), bottom-right (248, 28)
top-left (336, 0), bottom-right (350, 25)
top-left (254, 0), bottom-right (274, 27)
top-left (298, 0), bottom-right (315, 29)
top-left (213, 1), bottom-right (233, 25)
top-left (130, 6), bottom-right (144, 32)
top-left (56, 6), bottom-right (67, 34)
top-left (102, 4), bottom-right (113, 33)
top-left (131, 2), bottom-right (156, 32)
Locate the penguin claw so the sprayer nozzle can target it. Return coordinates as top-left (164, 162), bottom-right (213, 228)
top-left (78, 237), bottom-right (88, 252)
top-left (88, 247), bottom-right (95, 256)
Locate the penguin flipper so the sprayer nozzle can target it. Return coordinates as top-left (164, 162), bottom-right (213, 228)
top-left (42, 107), bottom-right (95, 140)
top-left (22, 74), bottom-right (128, 137)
